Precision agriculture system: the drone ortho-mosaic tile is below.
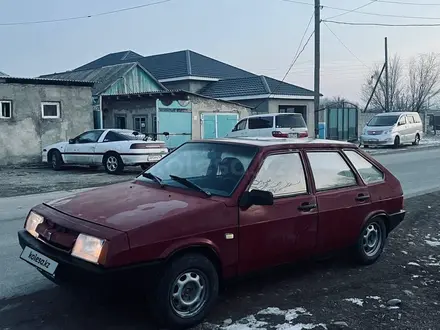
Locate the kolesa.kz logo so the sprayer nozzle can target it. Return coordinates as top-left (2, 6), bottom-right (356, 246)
top-left (28, 251), bottom-right (51, 269)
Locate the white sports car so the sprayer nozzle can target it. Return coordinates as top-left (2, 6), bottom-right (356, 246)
top-left (42, 129), bottom-right (168, 174)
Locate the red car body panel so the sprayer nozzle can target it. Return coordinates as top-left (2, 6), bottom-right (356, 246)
top-left (24, 138), bottom-right (405, 280)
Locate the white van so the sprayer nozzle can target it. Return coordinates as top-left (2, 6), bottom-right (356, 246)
top-left (227, 113), bottom-right (309, 138)
top-left (360, 112), bottom-right (423, 148)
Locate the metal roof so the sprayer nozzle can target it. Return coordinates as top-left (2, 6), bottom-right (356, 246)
top-left (0, 76), bottom-right (94, 87)
top-left (0, 71), bottom-right (8, 77)
top-left (40, 63), bottom-right (148, 95)
top-left (198, 75), bottom-right (315, 99)
top-left (74, 50), bottom-right (256, 80)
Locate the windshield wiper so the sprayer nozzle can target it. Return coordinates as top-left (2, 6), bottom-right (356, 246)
top-left (142, 172), bottom-right (164, 188)
top-left (169, 175), bottom-right (211, 197)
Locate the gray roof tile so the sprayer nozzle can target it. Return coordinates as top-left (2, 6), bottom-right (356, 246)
top-left (73, 50), bottom-right (256, 80)
top-left (199, 76), bottom-right (315, 99)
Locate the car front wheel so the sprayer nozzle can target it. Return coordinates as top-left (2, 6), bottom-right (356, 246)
top-left (152, 254), bottom-right (219, 329)
top-left (50, 150), bottom-right (63, 171)
top-left (103, 152), bottom-right (124, 174)
top-left (354, 217), bottom-right (387, 265)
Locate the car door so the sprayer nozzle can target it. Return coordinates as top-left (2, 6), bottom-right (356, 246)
top-left (238, 151), bottom-right (318, 274)
top-left (228, 119), bottom-right (247, 137)
top-left (63, 130), bottom-right (103, 164)
top-left (305, 150), bottom-right (374, 254)
top-left (405, 115), bottom-right (416, 142)
top-left (397, 115), bottom-right (408, 143)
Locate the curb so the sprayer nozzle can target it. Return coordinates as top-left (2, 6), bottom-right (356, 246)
top-left (365, 143), bottom-right (440, 156)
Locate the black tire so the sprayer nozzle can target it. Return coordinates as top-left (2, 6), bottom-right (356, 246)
top-left (103, 152), bottom-right (124, 174)
top-left (364, 145), bottom-right (369, 149)
top-left (140, 163), bottom-right (152, 171)
top-left (393, 136), bottom-right (400, 148)
top-left (49, 149), bottom-right (63, 171)
top-left (353, 217), bottom-right (387, 265)
top-left (152, 254), bottom-right (219, 329)
top-left (412, 134), bottom-right (420, 146)
top-left (89, 165), bottom-right (99, 170)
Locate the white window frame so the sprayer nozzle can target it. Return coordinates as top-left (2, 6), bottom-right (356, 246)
top-left (0, 100), bottom-right (12, 119)
top-left (41, 102), bottom-right (60, 119)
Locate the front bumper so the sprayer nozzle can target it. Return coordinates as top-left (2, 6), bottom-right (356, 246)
top-left (360, 134), bottom-right (395, 146)
top-left (18, 230), bottom-right (163, 286)
top-left (388, 210), bottom-right (406, 233)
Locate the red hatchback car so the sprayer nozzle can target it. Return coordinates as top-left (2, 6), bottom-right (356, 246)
top-left (18, 138), bottom-right (405, 329)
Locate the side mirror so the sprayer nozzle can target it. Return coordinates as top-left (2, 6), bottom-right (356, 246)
top-left (68, 139), bottom-right (74, 144)
top-left (239, 189), bottom-right (274, 208)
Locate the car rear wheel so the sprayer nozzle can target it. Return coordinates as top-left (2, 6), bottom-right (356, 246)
top-left (364, 145), bottom-right (369, 149)
top-left (50, 150), bottom-right (63, 171)
top-left (354, 217), bottom-right (387, 265)
top-left (412, 134), bottom-right (420, 146)
top-left (103, 152), bottom-right (124, 174)
top-left (393, 136), bottom-right (400, 148)
top-left (152, 254), bottom-right (219, 329)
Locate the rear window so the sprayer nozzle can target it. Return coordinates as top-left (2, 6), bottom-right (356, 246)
top-left (275, 114), bottom-right (306, 128)
top-left (248, 116), bottom-right (273, 129)
top-left (344, 150), bottom-right (384, 184)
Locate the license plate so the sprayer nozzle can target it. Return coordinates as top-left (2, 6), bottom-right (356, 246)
top-left (20, 246), bottom-right (58, 275)
top-left (288, 133), bottom-right (298, 138)
top-left (148, 155), bottom-right (162, 162)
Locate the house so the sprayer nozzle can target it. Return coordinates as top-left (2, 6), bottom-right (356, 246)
top-left (66, 50), bottom-right (317, 134)
top-left (0, 76), bottom-right (94, 165)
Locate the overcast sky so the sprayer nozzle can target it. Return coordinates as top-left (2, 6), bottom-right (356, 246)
top-left (2, 0), bottom-right (440, 102)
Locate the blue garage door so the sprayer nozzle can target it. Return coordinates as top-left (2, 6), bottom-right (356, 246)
top-left (158, 109), bottom-right (192, 149)
top-left (202, 113), bottom-right (239, 139)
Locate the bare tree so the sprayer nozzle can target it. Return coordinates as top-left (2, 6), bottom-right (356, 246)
top-left (407, 53), bottom-right (440, 113)
top-left (362, 54), bottom-right (405, 112)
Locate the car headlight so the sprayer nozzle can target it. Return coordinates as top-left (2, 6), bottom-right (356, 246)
top-left (25, 211), bottom-right (44, 238)
top-left (72, 234), bottom-right (106, 264)
top-left (383, 130), bottom-right (391, 134)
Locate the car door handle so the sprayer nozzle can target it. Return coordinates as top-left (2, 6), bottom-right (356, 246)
top-left (298, 202), bottom-right (317, 212)
top-left (355, 194), bottom-right (370, 202)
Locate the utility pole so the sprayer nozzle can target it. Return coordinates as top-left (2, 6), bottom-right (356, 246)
top-left (384, 37), bottom-right (389, 112)
top-left (314, 0), bottom-right (321, 137)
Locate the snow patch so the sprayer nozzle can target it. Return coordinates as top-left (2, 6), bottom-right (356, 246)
top-left (343, 298), bottom-right (364, 306)
top-left (425, 240), bottom-right (440, 247)
top-left (221, 315), bottom-right (267, 330)
top-left (367, 296), bottom-right (381, 301)
top-left (275, 323), bottom-right (327, 330)
top-left (408, 262), bottom-right (421, 267)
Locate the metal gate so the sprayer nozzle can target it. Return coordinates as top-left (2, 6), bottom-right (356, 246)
top-left (156, 100), bottom-right (192, 149)
top-left (326, 102), bottom-right (358, 141)
top-left (201, 113), bottom-right (239, 139)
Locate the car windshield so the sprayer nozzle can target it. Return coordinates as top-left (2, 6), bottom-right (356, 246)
top-left (137, 142), bottom-right (258, 197)
top-left (367, 115), bottom-right (399, 127)
top-left (275, 114), bottom-right (306, 128)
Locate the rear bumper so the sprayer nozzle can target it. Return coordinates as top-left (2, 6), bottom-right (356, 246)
top-left (121, 153), bottom-right (166, 165)
top-left (388, 210), bottom-right (406, 232)
top-left (18, 230), bottom-right (163, 286)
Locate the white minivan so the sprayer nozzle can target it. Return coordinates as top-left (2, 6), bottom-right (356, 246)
top-left (360, 112), bottom-right (423, 148)
top-left (227, 113), bottom-right (309, 138)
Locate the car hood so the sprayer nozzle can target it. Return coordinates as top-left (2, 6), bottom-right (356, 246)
top-left (44, 181), bottom-right (223, 232)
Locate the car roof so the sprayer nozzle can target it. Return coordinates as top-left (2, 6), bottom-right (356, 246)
top-left (375, 112), bottom-right (419, 116)
top-left (190, 137), bottom-right (356, 148)
top-left (243, 113), bottom-right (303, 119)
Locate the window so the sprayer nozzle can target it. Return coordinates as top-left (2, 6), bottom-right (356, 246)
top-left (249, 153), bottom-right (307, 197)
top-left (41, 102), bottom-right (60, 118)
top-left (413, 114), bottom-right (421, 123)
top-left (307, 151), bottom-right (357, 191)
top-left (0, 101), bottom-right (11, 118)
top-left (233, 119), bottom-right (247, 131)
top-left (103, 131), bottom-right (132, 142)
top-left (407, 115), bottom-right (414, 124)
top-left (275, 114), bottom-right (307, 128)
top-left (115, 115), bottom-right (126, 129)
top-left (367, 115), bottom-right (399, 127)
top-left (344, 150), bottom-right (384, 184)
top-left (398, 116), bottom-right (406, 125)
top-left (248, 116), bottom-right (273, 129)
top-left (134, 116), bottom-right (147, 133)
top-left (279, 105), bottom-right (307, 121)
top-left (76, 130), bottom-right (104, 144)
top-left (139, 142), bottom-right (258, 197)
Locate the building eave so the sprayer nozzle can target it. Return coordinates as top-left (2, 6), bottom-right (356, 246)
top-left (158, 76), bottom-right (220, 83)
top-left (218, 94), bottom-right (315, 101)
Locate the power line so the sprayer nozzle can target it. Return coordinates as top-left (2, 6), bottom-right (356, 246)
top-left (252, 11), bottom-right (315, 110)
top-left (281, 0), bottom-right (314, 6)
top-left (323, 19), bottom-right (440, 27)
top-left (324, 0), bottom-right (378, 20)
top-left (0, 0), bottom-right (172, 26)
top-left (376, 0), bottom-right (440, 5)
top-left (322, 22), bottom-right (369, 68)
